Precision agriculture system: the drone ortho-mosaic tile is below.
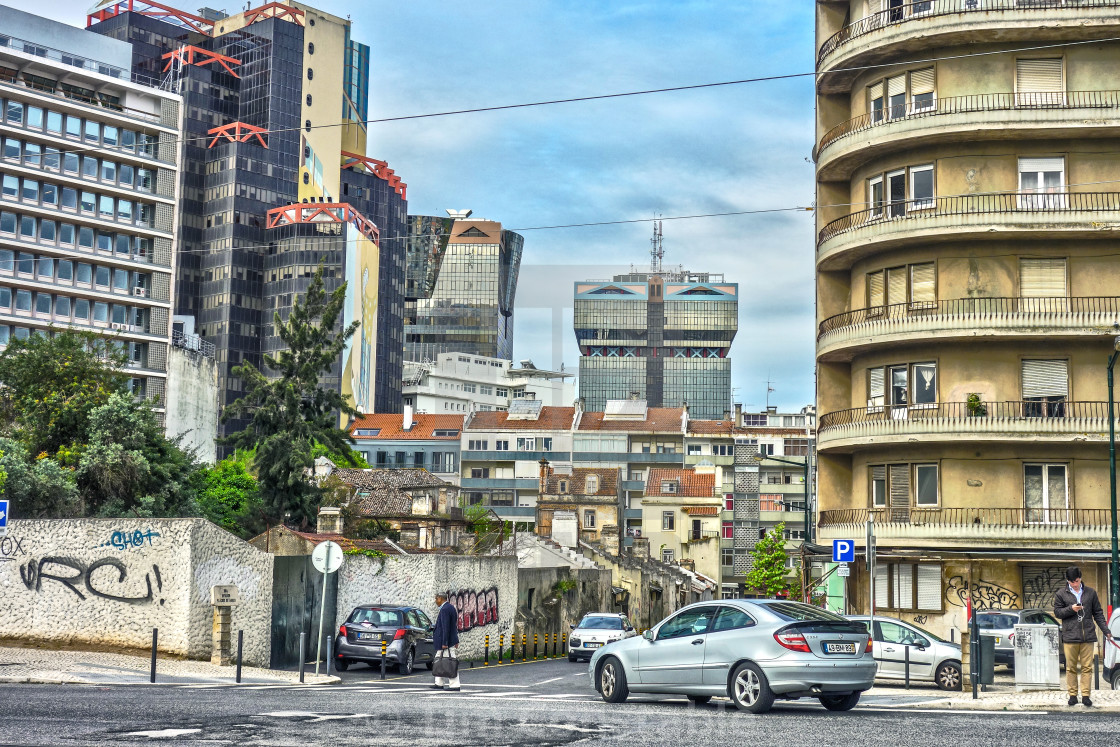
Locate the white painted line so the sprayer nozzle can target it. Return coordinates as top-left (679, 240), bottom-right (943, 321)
top-left (572, 672), bottom-right (586, 676)
top-left (533, 677), bottom-right (565, 686)
top-left (257, 711), bottom-right (372, 723)
top-left (124, 729), bottom-right (203, 738)
top-left (532, 693), bottom-right (597, 699)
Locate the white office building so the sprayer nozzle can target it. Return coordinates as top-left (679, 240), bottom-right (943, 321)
top-left (403, 353), bottom-right (574, 414)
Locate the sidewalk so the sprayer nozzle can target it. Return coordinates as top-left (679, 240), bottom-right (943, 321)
top-left (866, 673), bottom-right (1120, 712)
top-left (0, 645), bottom-right (338, 686)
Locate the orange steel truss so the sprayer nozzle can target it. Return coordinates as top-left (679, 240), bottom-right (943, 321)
top-left (88, 0), bottom-right (215, 35)
top-left (243, 2), bottom-right (305, 27)
top-left (207, 122), bottom-right (269, 148)
top-left (162, 46), bottom-right (242, 77)
top-left (340, 151), bottom-right (408, 200)
top-left (266, 203), bottom-right (380, 244)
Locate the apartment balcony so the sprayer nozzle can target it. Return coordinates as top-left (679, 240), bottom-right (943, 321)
top-left (816, 91), bottom-right (1120, 181)
top-left (487, 506), bottom-right (537, 521)
top-left (686, 454), bottom-right (734, 467)
top-left (817, 400), bottom-right (1117, 451)
top-left (818, 296), bottom-right (1120, 361)
top-left (461, 450), bottom-right (570, 462)
top-left (459, 477), bottom-right (539, 491)
top-left (582, 452), bottom-right (683, 465)
top-left (817, 192), bottom-right (1120, 270)
top-left (621, 480), bottom-right (645, 492)
top-left (816, 0), bottom-right (1120, 93)
top-left (818, 507), bottom-right (1112, 545)
top-left (624, 508), bottom-right (643, 520)
top-left (685, 529), bottom-right (720, 542)
top-left (758, 483), bottom-right (809, 495)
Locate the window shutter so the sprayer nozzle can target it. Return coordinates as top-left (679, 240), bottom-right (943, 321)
top-left (1016, 58), bottom-right (1063, 93)
top-left (886, 267), bottom-right (906, 306)
top-left (869, 367), bottom-right (885, 406)
top-left (875, 568), bottom-right (889, 608)
top-left (869, 81), bottom-right (883, 103)
top-left (868, 0), bottom-right (884, 15)
top-left (910, 263), bottom-right (935, 303)
top-left (872, 465), bottom-right (887, 506)
top-left (916, 564), bottom-right (941, 610)
top-left (887, 75), bottom-right (906, 98)
top-left (1022, 359), bottom-right (1069, 398)
top-left (1018, 157), bottom-right (1064, 175)
top-left (910, 67), bottom-right (935, 95)
top-left (1019, 258), bottom-right (1066, 297)
top-left (892, 563), bottom-right (914, 609)
top-left (868, 271), bottom-right (885, 307)
top-left (889, 464), bottom-right (911, 521)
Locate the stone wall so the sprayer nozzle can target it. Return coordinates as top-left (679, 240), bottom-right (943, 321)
top-left (578, 541), bottom-right (690, 630)
top-left (0, 519), bottom-right (273, 666)
top-left (515, 566), bottom-right (612, 652)
top-left (335, 554), bottom-right (518, 660)
top-left (164, 345), bottom-right (219, 464)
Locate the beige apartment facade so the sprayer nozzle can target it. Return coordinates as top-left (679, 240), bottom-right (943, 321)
top-left (815, 0), bottom-right (1119, 641)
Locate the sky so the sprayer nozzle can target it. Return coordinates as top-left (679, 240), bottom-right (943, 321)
top-left (12, 1), bottom-right (818, 413)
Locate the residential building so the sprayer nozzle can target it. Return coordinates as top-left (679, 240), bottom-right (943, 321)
top-left (404, 211), bottom-right (523, 362)
top-left (88, 0), bottom-right (407, 448)
top-left (641, 466), bottom-right (722, 583)
top-left (535, 466), bottom-right (622, 546)
top-left (0, 6), bottom-right (181, 416)
top-left (402, 352), bottom-right (574, 415)
top-left (328, 466), bottom-right (464, 550)
top-left (460, 400), bottom-right (576, 523)
top-left (574, 265), bottom-right (738, 420)
top-left (347, 409), bottom-right (463, 484)
top-left (815, 1), bottom-right (1120, 638)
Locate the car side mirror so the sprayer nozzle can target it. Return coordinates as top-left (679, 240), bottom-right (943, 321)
top-left (569, 623), bottom-right (576, 630)
top-left (643, 629), bottom-right (654, 642)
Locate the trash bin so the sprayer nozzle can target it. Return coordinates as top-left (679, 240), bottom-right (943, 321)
top-left (977, 634), bottom-right (995, 685)
top-left (1013, 623), bottom-right (1062, 690)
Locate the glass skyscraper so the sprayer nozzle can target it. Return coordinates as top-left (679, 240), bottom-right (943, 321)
top-left (574, 268), bottom-right (738, 419)
top-left (404, 214), bottom-right (523, 362)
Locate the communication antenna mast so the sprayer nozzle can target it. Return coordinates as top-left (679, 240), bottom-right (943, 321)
top-left (650, 219), bottom-right (664, 273)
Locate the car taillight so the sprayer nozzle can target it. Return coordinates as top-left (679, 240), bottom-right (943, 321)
top-left (865, 634), bottom-right (874, 654)
top-left (339, 624), bottom-right (347, 637)
top-left (774, 630), bottom-right (811, 653)
top-left (393, 629), bottom-right (408, 640)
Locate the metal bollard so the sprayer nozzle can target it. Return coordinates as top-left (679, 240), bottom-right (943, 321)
top-left (534, 633), bottom-right (539, 660)
top-left (562, 633), bottom-right (567, 656)
top-left (485, 635), bottom-right (490, 666)
top-left (236, 630), bottom-right (244, 684)
top-left (522, 634), bottom-right (528, 663)
top-left (904, 645), bottom-right (910, 690)
top-left (298, 631), bottom-right (306, 684)
top-left (326, 634), bottom-right (332, 676)
top-left (380, 640), bottom-right (387, 680)
top-left (150, 628), bottom-right (158, 684)
top-left (1094, 653), bottom-right (1100, 691)
top-left (498, 634), bottom-right (504, 664)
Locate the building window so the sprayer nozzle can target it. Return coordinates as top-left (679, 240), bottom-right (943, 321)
top-left (871, 466), bottom-right (887, 508)
top-left (784, 529), bottom-right (806, 541)
top-left (583, 510), bottom-right (596, 529)
top-left (471, 467), bottom-right (490, 479)
top-left (585, 474), bottom-right (598, 493)
top-left (783, 439), bottom-right (810, 456)
top-left (468, 439), bottom-right (488, 450)
top-left (1021, 359), bottom-right (1067, 417)
top-left (495, 440), bottom-right (509, 450)
top-left (874, 563), bottom-right (942, 612)
top-left (867, 262), bottom-right (935, 309)
top-left (662, 511), bottom-right (675, 531)
top-left (661, 549), bottom-right (675, 563)
top-left (713, 444), bottom-right (732, 456)
top-left (758, 443), bottom-right (774, 457)
top-left (660, 480), bottom-right (678, 494)
top-left (1018, 157), bottom-right (1065, 208)
top-left (558, 480), bottom-right (568, 494)
top-left (516, 437), bottom-right (536, 451)
top-left (1020, 258), bottom-right (1067, 299)
top-left (724, 494), bottom-right (734, 511)
top-left (433, 429), bottom-right (459, 437)
top-left (543, 437), bottom-right (553, 450)
top-left (867, 362), bottom-right (937, 409)
top-left (354, 428), bottom-right (380, 437)
top-left (1016, 57), bottom-right (1064, 107)
top-left (1024, 464), bottom-right (1068, 524)
top-left (721, 521), bottom-right (733, 539)
top-left (914, 464), bottom-right (938, 507)
top-left (687, 444), bottom-right (702, 455)
top-left (721, 548), bottom-right (734, 567)
top-left (869, 463), bottom-right (938, 511)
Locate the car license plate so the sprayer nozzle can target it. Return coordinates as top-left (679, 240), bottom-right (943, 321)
top-left (824, 642), bottom-right (857, 654)
top-left (358, 632), bottom-right (380, 641)
top-left (586, 642), bottom-right (603, 648)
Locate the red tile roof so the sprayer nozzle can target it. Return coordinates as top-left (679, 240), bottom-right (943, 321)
top-left (687, 419), bottom-right (812, 436)
top-left (542, 467), bottom-right (618, 497)
top-left (577, 407), bottom-right (686, 433)
top-left (349, 413), bottom-right (464, 440)
top-left (465, 407), bottom-right (575, 431)
top-left (644, 468), bottom-right (716, 498)
top-left (682, 506), bottom-right (720, 515)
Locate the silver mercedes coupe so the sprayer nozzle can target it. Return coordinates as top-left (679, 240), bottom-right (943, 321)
top-left (588, 599), bottom-right (876, 713)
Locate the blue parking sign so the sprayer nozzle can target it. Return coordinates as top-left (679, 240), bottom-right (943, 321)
top-left (0, 499), bottom-right (7, 532)
top-left (832, 539), bottom-right (854, 563)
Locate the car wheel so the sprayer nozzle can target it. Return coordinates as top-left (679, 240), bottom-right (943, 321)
top-left (598, 657), bottom-right (629, 703)
top-left (1111, 669), bottom-right (1120, 691)
top-left (687, 695), bottom-right (712, 705)
top-left (568, 653), bottom-right (577, 662)
top-left (398, 648), bottom-right (415, 675)
top-left (729, 662), bottom-right (775, 714)
top-left (936, 661), bottom-right (962, 691)
top-left (819, 692), bottom-right (861, 712)
top-left (425, 661), bottom-right (434, 671)
top-left (335, 658), bottom-right (349, 672)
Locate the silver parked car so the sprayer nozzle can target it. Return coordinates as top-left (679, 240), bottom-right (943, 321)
top-left (847, 615), bottom-right (962, 691)
top-left (975, 609), bottom-right (1061, 670)
top-left (588, 600), bottom-right (876, 714)
top-left (568, 613), bottom-right (637, 662)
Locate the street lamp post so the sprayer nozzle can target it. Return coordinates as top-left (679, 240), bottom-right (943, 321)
top-left (1108, 336), bottom-right (1120, 609)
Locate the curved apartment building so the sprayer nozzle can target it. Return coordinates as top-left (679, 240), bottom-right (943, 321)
top-left (815, 0), bottom-right (1120, 638)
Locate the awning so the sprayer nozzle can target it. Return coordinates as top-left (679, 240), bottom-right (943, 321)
top-left (682, 506), bottom-right (719, 516)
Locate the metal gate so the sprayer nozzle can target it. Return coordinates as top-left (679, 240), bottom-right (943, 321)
top-left (270, 555), bottom-right (338, 669)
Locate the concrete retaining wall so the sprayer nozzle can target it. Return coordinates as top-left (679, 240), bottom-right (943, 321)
top-left (335, 555), bottom-right (518, 660)
top-left (0, 519), bottom-right (273, 666)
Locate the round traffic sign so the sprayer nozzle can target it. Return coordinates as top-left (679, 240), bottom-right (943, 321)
top-left (311, 540), bottom-right (343, 574)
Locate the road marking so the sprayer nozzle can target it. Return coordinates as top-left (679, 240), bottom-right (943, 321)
top-left (123, 729), bottom-right (202, 738)
top-left (533, 677), bottom-right (564, 686)
top-left (258, 712), bottom-right (372, 723)
top-left (572, 672), bottom-right (586, 676)
top-left (532, 693), bottom-right (597, 699)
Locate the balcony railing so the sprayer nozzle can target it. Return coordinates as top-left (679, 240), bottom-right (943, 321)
top-left (817, 0), bottom-right (1120, 68)
top-left (818, 296), bottom-right (1120, 337)
top-left (818, 90), bottom-right (1120, 156)
top-left (819, 507), bottom-right (1111, 528)
top-left (687, 529), bottom-right (720, 541)
top-left (819, 400), bottom-right (1111, 431)
top-left (818, 191), bottom-right (1120, 248)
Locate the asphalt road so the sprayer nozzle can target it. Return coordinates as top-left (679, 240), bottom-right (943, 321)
top-left (2, 658), bottom-right (1119, 746)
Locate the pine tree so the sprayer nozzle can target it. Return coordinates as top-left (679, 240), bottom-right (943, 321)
top-left (745, 522), bottom-right (790, 598)
top-left (222, 267), bottom-right (359, 527)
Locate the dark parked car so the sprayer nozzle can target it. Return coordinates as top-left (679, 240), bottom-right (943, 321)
top-left (335, 604), bottom-right (435, 674)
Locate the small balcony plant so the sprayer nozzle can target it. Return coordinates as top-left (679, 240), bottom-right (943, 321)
top-left (966, 393), bottom-right (988, 417)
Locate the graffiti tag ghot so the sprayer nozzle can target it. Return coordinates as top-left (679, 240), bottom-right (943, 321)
top-left (100, 529), bottom-right (161, 551)
top-left (20, 557), bottom-right (164, 605)
top-left (447, 587), bottom-right (499, 632)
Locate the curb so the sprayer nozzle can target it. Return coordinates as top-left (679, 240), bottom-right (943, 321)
top-left (0, 674), bottom-right (342, 686)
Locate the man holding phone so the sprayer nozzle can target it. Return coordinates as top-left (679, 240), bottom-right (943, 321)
top-left (1054, 566), bottom-right (1113, 707)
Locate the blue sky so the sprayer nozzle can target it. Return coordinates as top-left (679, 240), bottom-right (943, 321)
top-left (18, 1), bottom-right (818, 413)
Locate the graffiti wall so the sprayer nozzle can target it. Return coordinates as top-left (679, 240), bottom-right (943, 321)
top-left (335, 555), bottom-right (518, 660)
top-left (0, 519), bottom-right (273, 666)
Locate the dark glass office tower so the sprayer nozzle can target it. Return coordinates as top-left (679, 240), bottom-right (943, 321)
top-left (88, 1), bottom-right (407, 448)
top-left (404, 213), bottom-right (523, 362)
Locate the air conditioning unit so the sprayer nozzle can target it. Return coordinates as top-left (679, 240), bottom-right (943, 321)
top-left (133, 287), bottom-right (147, 297)
top-left (110, 323), bottom-right (124, 331)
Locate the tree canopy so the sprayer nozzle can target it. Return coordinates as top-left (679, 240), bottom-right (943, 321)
top-left (745, 522), bottom-right (790, 598)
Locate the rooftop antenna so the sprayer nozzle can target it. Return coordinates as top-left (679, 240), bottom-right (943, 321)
top-left (650, 218), bottom-right (664, 273)
top-left (766, 374), bottom-right (775, 410)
